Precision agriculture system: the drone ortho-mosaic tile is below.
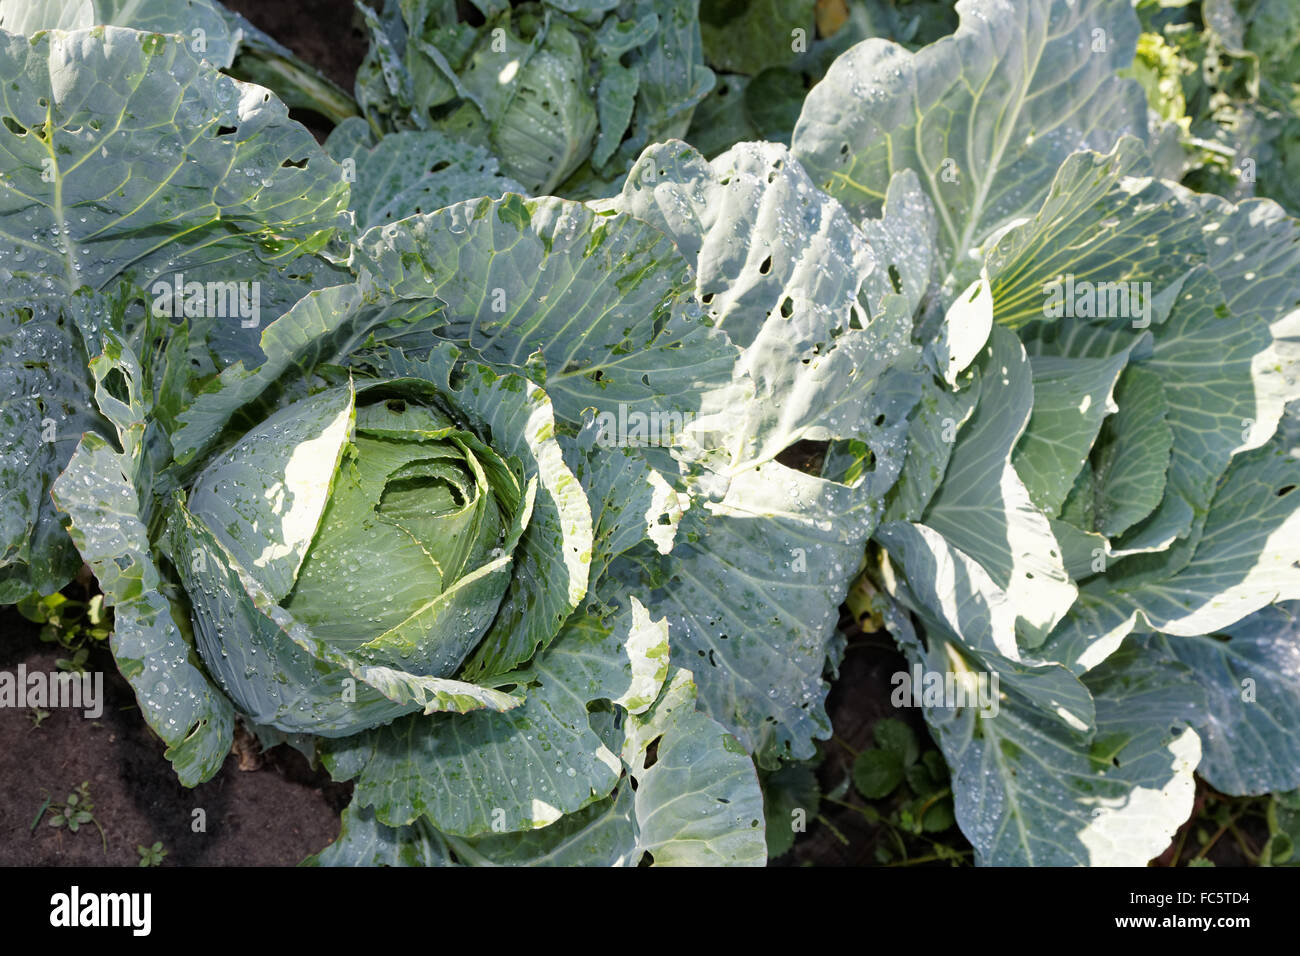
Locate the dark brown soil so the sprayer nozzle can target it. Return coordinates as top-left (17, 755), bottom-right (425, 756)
top-left (223, 0), bottom-right (370, 93)
top-left (0, 608), bottom-right (350, 866)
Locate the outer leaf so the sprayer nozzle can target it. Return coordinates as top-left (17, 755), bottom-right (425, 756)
top-left (51, 336), bottom-right (232, 786)
top-left (1151, 606), bottom-right (1300, 796)
top-left (877, 521), bottom-right (1016, 662)
top-left (0, 1), bottom-right (237, 66)
top-left (623, 459), bottom-right (889, 768)
top-left (792, 0), bottom-right (1147, 269)
top-left (1011, 348), bottom-right (1132, 517)
top-left (934, 273), bottom-right (992, 389)
top-left (304, 802), bottom-right (454, 866)
top-left (325, 119), bottom-right (523, 231)
top-left (0, 299), bottom-right (98, 597)
top-left (561, 414), bottom-right (685, 584)
top-left (449, 668), bottom-right (766, 865)
top-left (1088, 366), bottom-right (1172, 538)
top-left (0, 26), bottom-right (350, 363)
top-left (920, 326), bottom-right (1076, 645)
top-left (1098, 432), bottom-right (1300, 637)
top-left (619, 668), bottom-right (766, 865)
top-left (448, 788), bottom-right (640, 866)
top-left (615, 141), bottom-right (873, 351)
top-left (171, 283), bottom-right (369, 466)
top-left (1136, 268), bottom-right (1276, 519)
top-left (354, 195), bottom-right (739, 432)
top-left (877, 520), bottom-right (1095, 732)
top-left (856, 169), bottom-right (937, 319)
top-left (604, 141), bottom-right (922, 767)
top-left (614, 141), bottom-right (919, 468)
top-left (983, 139), bottom-right (1204, 329)
top-left (321, 593), bottom-right (670, 837)
top-left (881, 372), bottom-right (979, 524)
top-left (922, 628), bottom-right (1201, 866)
top-left (1189, 191), bottom-right (1300, 446)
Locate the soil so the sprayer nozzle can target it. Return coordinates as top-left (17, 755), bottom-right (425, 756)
top-left (0, 607), bottom-right (351, 866)
top-left (223, 0), bottom-right (370, 93)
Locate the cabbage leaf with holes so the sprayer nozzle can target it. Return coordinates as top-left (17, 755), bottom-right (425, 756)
top-left (0, 23), bottom-right (350, 602)
top-left (795, 0), bottom-right (1300, 865)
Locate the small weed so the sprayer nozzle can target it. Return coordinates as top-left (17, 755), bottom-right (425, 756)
top-left (841, 718), bottom-right (966, 864)
top-left (137, 841), bottom-right (168, 867)
top-left (17, 592), bottom-right (111, 673)
top-left (42, 781), bottom-right (108, 854)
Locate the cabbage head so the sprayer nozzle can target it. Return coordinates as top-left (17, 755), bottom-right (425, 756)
top-left (169, 377), bottom-right (541, 735)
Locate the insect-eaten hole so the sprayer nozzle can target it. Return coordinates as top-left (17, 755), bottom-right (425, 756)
top-left (643, 734), bottom-right (662, 770)
top-left (776, 438), bottom-right (828, 475)
top-left (1277, 484), bottom-right (1296, 497)
top-left (102, 367), bottom-right (130, 404)
top-left (888, 264), bottom-right (902, 294)
top-left (2, 116), bottom-right (27, 136)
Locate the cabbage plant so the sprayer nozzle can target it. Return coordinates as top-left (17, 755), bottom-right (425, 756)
top-left (9, 10), bottom-right (915, 854)
top-left (348, 0), bottom-right (715, 198)
top-left (3, 0), bottom-right (1300, 869)
top-left (789, 0), bottom-right (1300, 865)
